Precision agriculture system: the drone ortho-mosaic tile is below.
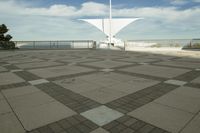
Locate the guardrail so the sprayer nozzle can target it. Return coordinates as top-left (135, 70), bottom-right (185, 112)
top-left (126, 39), bottom-right (191, 48)
top-left (14, 40), bottom-right (95, 49)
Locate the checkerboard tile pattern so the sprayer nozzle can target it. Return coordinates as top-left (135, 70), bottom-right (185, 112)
top-left (0, 50), bottom-right (200, 133)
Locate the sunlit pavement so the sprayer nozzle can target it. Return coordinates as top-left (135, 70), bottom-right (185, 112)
top-left (0, 49), bottom-right (200, 133)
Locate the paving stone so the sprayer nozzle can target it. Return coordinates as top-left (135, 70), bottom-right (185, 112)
top-left (0, 72), bottom-right (25, 85)
top-left (0, 82), bottom-right (29, 91)
top-left (15, 71), bottom-right (41, 81)
top-left (138, 62), bottom-right (149, 65)
top-left (66, 116), bottom-right (80, 125)
top-left (191, 76), bottom-right (200, 84)
top-left (150, 128), bottom-right (166, 133)
top-left (83, 120), bottom-right (99, 130)
top-left (7, 91), bottom-right (55, 109)
top-left (90, 128), bottom-right (110, 133)
top-left (58, 119), bottom-right (72, 129)
top-left (76, 123), bottom-right (92, 133)
top-left (54, 77), bottom-right (101, 93)
top-left (16, 61), bottom-right (62, 69)
top-left (138, 124), bottom-right (155, 133)
top-left (0, 100), bottom-right (12, 114)
top-left (100, 68), bottom-right (115, 72)
top-left (48, 122), bottom-right (64, 133)
top-left (120, 65), bottom-right (190, 78)
top-left (65, 127), bottom-right (81, 133)
top-left (28, 79), bottom-right (49, 85)
top-left (28, 130), bottom-right (40, 133)
top-left (116, 57), bottom-right (158, 63)
top-left (4, 64), bottom-right (19, 70)
top-left (171, 86), bottom-right (200, 99)
top-left (174, 70), bottom-right (200, 82)
top-left (155, 61), bottom-right (200, 69)
top-left (29, 65), bottom-right (94, 78)
top-left (0, 66), bottom-right (7, 72)
top-left (81, 105), bottom-right (124, 126)
top-left (103, 121), bottom-right (119, 130)
top-left (164, 79), bottom-right (187, 86)
top-left (181, 112), bottom-right (200, 133)
top-left (120, 128), bottom-right (135, 133)
top-left (14, 101), bottom-right (76, 131)
top-left (0, 93), bottom-right (4, 100)
top-left (38, 126), bottom-right (54, 133)
top-left (154, 90), bottom-right (200, 114)
top-left (0, 112), bottom-right (25, 133)
top-left (81, 87), bottom-right (127, 104)
top-left (82, 60), bottom-right (133, 68)
top-left (124, 118), bottom-right (138, 126)
top-left (130, 121), bottom-right (146, 131)
top-left (128, 102), bottom-right (193, 133)
top-left (10, 69), bottom-right (23, 73)
top-left (107, 77), bottom-right (160, 95)
top-left (109, 123), bottom-right (126, 133)
top-left (2, 85), bottom-right (40, 98)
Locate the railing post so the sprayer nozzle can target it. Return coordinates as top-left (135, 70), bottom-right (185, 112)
top-left (72, 41), bottom-right (74, 49)
top-left (33, 41), bottom-right (35, 49)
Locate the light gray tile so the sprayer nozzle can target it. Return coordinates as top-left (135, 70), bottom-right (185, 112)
top-left (14, 101), bottom-right (76, 131)
top-left (108, 77), bottom-right (159, 94)
top-left (10, 69), bottom-right (23, 73)
top-left (29, 66), bottom-right (94, 78)
top-left (100, 68), bottom-right (115, 72)
top-left (28, 79), bottom-right (49, 85)
top-left (7, 91), bottom-right (55, 109)
top-left (128, 102), bottom-right (193, 133)
top-left (81, 87), bottom-right (127, 104)
top-left (164, 79), bottom-right (187, 86)
top-left (120, 65), bottom-right (190, 78)
top-left (138, 62), bottom-right (149, 65)
top-left (191, 76), bottom-right (200, 84)
top-left (154, 92), bottom-right (200, 114)
top-left (0, 100), bottom-right (12, 114)
top-left (156, 61), bottom-right (200, 69)
top-left (181, 112), bottom-right (200, 133)
top-left (0, 66), bottom-right (7, 72)
top-left (0, 72), bottom-right (25, 85)
top-left (16, 61), bottom-right (62, 69)
top-left (81, 105), bottom-right (124, 126)
top-left (54, 78), bottom-right (101, 93)
top-left (0, 93), bottom-right (4, 100)
top-left (171, 86), bottom-right (200, 99)
top-left (0, 113), bottom-right (25, 133)
top-left (117, 57), bottom-right (158, 63)
top-left (2, 86), bottom-right (40, 98)
top-left (82, 60), bottom-right (133, 68)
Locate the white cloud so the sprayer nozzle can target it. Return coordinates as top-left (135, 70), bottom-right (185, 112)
top-left (170, 0), bottom-right (200, 5)
top-left (0, 0), bottom-right (199, 40)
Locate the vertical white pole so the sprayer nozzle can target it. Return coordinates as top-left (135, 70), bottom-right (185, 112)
top-left (109, 0), bottom-right (112, 49)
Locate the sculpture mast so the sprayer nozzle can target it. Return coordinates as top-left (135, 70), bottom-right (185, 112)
top-left (109, 0), bottom-right (112, 48)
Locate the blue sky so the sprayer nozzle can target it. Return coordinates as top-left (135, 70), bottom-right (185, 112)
top-left (0, 0), bottom-right (200, 40)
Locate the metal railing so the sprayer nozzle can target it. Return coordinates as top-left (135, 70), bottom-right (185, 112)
top-left (126, 39), bottom-right (191, 48)
top-left (14, 40), bottom-right (95, 49)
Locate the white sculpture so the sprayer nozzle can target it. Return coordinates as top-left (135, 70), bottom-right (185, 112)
top-left (80, 0), bottom-right (143, 49)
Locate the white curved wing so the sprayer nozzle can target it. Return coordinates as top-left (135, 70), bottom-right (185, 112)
top-left (80, 18), bottom-right (142, 36)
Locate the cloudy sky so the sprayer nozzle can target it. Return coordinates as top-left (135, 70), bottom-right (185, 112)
top-left (0, 0), bottom-right (200, 41)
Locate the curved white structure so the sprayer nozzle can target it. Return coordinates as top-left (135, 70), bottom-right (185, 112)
top-left (80, 0), bottom-right (143, 49)
top-left (80, 18), bottom-right (142, 37)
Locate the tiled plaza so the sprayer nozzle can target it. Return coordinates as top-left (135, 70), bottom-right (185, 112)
top-left (0, 49), bottom-right (200, 133)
